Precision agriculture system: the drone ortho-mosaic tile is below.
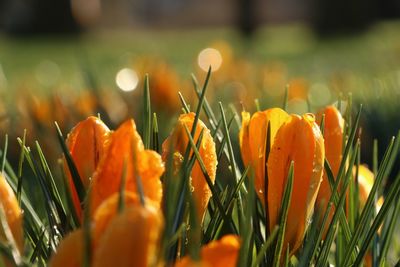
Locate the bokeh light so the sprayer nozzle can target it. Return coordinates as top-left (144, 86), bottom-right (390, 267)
top-left (286, 98), bottom-right (308, 115)
top-left (115, 68), bottom-right (139, 92)
top-left (308, 83), bottom-right (332, 107)
top-left (198, 48), bottom-right (223, 72)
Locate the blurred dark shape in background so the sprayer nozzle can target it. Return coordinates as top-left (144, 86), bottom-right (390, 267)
top-left (312, 0), bottom-right (400, 36)
top-left (237, 0), bottom-right (258, 38)
top-left (0, 0), bottom-right (399, 36)
top-left (0, 0), bottom-right (102, 35)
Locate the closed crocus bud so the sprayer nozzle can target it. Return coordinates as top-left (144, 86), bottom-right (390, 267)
top-left (268, 113), bottom-right (325, 255)
top-left (315, 106), bottom-right (344, 236)
top-left (92, 203), bottom-right (164, 267)
top-left (65, 116), bottom-right (111, 221)
top-left (48, 229), bottom-right (83, 267)
top-left (90, 119), bottom-right (164, 215)
top-left (175, 235), bottom-right (240, 267)
top-left (91, 192), bottom-right (158, 248)
top-left (0, 174), bottom-right (23, 258)
top-left (239, 108), bottom-right (290, 204)
top-left (162, 113), bottom-right (217, 222)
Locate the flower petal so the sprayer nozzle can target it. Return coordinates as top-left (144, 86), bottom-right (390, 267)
top-left (65, 116), bottom-right (110, 220)
top-left (267, 113), bottom-right (324, 255)
top-left (162, 113), bottom-right (217, 222)
top-left (92, 204), bottom-right (164, 267)
top-left (90, 119), bottom-right (164, 216)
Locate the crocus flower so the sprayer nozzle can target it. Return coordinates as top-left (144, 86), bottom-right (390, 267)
top-left (65, 116), bottom-right (111, 220)
top-left (0, 174), bottom-right (23, 256)
top-left (90, 119), bottom-right (164, 215)
top-left (175, 235), bottom-right (240, 267)
top-left (91, 192), bottom-right (158, 248)
top-left (162, 112), bottom-right (217, 222)
top-left (315, 106), bottom-right (344, 235)
top-left (267, 113), bottom-right (325, 255)
top-left (92, 203), bottom-right (164, 267)
top-left (239, 108), bottom-right (290, 203)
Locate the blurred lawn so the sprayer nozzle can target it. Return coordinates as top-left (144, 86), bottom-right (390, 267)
top-left (1, 21), bottom-right (400, 92)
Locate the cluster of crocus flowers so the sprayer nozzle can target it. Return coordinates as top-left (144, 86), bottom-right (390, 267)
top-left (51, 116), bottom-right (165, 266)
top-left (240, 108), bottom-right (325, 255)
top-left (51, 112), bottom-right (225, 266)
top-left (162, 112), bottom-right (217, 222)
top-left (49, 192), bottom-right (164, 267)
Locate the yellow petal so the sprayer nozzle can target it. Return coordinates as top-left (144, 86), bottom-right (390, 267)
top-left (240, 108), bottom-right (289, 204)
top-left (267, 113), bottom-right (325, 255)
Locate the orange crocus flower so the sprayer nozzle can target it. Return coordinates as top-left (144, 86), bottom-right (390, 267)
top-left (91, 192), bottom-right (158, 248)
top-left (175, 235), bottom-right (240, 267)
top-left (239, 108), bottom-right (290, 203)
top-left (315, 106), bottom-right (344, 235)
top-left (90, 119), bottom-right (164, 215)
top-left (162, 113), bottom-right (217, 222)
top-left (92, 203), bottom-right (164, 267)
top-left (267, 113), bottom-right (325, 255)
top-left (0, 174), bottom-right (23, 258)
top-left (65, 116), bottom-right (111, 221)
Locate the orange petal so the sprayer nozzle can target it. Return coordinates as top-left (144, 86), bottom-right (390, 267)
top-left (92, 204), bottom-right (164, 267)
top-left (175, 235), bottom-right (240, 267)
top-left (162, 113), bottom-right (217, 222)
top-left (240, 108), bottom-right (289, 204)
top-left (48, 229), bottom-right (83, 267)
top-left (239, 111), bottom-right (251, 168)
top-left (90, 119), bottom-right (164, 215)
top-left (315, 105), bottom-right (344, 236)
top-left (65, 116), bottom-right (110, 221)
top-left (0, 174), bottom-right (23, 254)
top-left (91, 192), bottom-right (158, 248)
top-left (267, 113), bottom-right (325, 255)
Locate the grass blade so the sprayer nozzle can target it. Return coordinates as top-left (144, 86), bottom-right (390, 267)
top-left (273, 161), bottom-right (294, 267)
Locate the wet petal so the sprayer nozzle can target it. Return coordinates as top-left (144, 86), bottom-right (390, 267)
top-left (249, 108), bottom-right (289, 203)
top-left (162, 113), bottom-right (217, 222)
top-left (90, 119), bottom-right (164, 215)
top-left (267, 113), bottom-right (325, 255)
